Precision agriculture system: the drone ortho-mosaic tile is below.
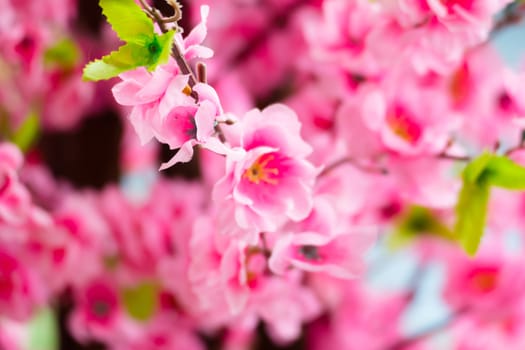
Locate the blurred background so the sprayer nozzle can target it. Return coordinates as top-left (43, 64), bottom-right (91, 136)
top-left (1, 0), bottom-right (525, 349)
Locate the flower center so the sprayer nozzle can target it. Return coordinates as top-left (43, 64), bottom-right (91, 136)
top-left (91, 300), bottom-right (111, 318)
top-left (244, 247), bottom-right (267, 288)
top-left (449, 63), bottom-right (470, 105)
top-left (243, 154), bottom-right (279, 185)
top-left (299, 245), bottom-right (321, 261)
top-left (468, 268), bottom-right (499, 293)
top-left (386, 106), bottom-right (422, 145)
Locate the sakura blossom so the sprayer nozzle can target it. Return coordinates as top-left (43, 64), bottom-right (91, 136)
top-left (0, 0), bottom-right (525, 349)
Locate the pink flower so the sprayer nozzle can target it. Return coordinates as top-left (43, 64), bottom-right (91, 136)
top-left (269, 198), bottom-right (375, 279)
top-left (113, 69), bottom-right (227, 169)
top-left (213, 104), bottom-right (317, 232)
top-left (111, 6), bottom-right (226, 169)
top-left (158, 84), bottom-right (231, 170)
top-left (69, 278), bottom-right (136, 344)
top-left (269, 230), bottom-right (374, 279)
top-left (304, 0), bottom-right (381, 76)
top-left (0, 143), bottom-right (31, 226)
top-left (188, 214), bottom-right (321, 342)
top-left (443, 46), bottom-right (523, 147)
top-left (443, 244), bottom-right (525, 315)
top-left (246, 276), bottom-right (321, 344)
top-left (387, 155), bottom-right (460, 208)
top-left (307, 282), bottom-right (409, 350)
top-left (112, 65), bottom-right (197, 145)
top-left (188, 215), bottom-right (267, 317)
top-left (452, 300), bottom-right (525, 350)
top-left (47, 192), bottom-right (111, 290)
top-left (0, 319), bottom-right (25, 350)
top-left (188, 216), bottom-right (233, 327)
top-left (371, 0), bottom-right (510, 74)
top-left (425, 0), bottom-right (510, 37)
top-left (174, 5), bottom-right (214, 62)
top-left (42, 70), bottom-right (95, 131)
top-left (111, 313), bottom-right (205, 350)
top-left (352, 67), bottom-right (460, 156)
top-left (0, 247), bottom-right (46, 321)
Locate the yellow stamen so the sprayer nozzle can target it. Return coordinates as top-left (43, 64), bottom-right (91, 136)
top-left (386, 108), bottom-right (421, 144)
top-left (182, 85), bottom-right (192, 96)
top-left (243, 154), bottom-right (279, 185)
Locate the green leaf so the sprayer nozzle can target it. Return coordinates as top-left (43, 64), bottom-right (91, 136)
top-left (12, 111), bottom-right (40, 152)
top-left (100, 0), bottom-right (154, 45)
top-left (82, 0), bottom-right (175, 81)
top-left (44, 38), bottom-right (81, 70)
top-left (28, 307), bottom-right (58, 350)
top-left (455, 178), bottom-right (490, 256)
top-left (454, 152), bottom-right (525, 255)
top-left (83, 31), bottom-right (175, 81)
top-left (462, 151), bottom-right (493, 183)
top-left (83, 42), bottom-right (152, 81)
top-left (150, 30), bottom-right (176, 70)
top-left (389, 206), bottom-right (454, 248)
top-left (454, 152), bottom-right (494, 256)
top-left (482, 155), bottom-right (525, 190)
top-left (121, 281), bottom-right (159, 322)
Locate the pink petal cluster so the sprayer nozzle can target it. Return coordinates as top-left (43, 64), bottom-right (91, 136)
top-left (2, 0), bottom-right (525, 349)
top-left (214, 104), bottom-right (318, 233)
top-left (0, 0), bottom-right (94, 130)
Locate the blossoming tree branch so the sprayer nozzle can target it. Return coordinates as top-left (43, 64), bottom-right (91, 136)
top-left (2, 0), bottom-right (525, 348)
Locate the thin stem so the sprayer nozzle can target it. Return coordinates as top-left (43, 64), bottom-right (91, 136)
top-left (491, 2), bottom-right (525, 36)
top-left (138, 0), bottom-right (198, 88)
top-left (505, 132), bottom-right (525, 156)
top-left (437, 152), bottom-right (471, 162)
top-left (260, 233), bottom-right (272, 258)
top-left (505, 144), bottom-right (525, 156)
top-left (319, 156), bottom-right (388, 177)
top-left (197, 62), bottom-right (207, 84)
top-left (171, 44), bottom-right (199, 88)
top-left (138, 0), bottom-right (153, 12)
top-left (161, 15), bottom-right (182, 24)
top-left (164, 0), bottom-right (183, 22)
top-left (436, 139), bottom-right (471, 162)
top-left (139, 1), bottom-right (229, 143)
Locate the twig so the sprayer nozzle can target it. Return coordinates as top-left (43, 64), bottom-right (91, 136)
top-left (504, 144), bottom-right (525, 156)
top-left (260, 233), bottom-right (272, 258)
top-left (196, 62), bottom-right (207, 84)
top-left (437, 152), bottom-right (471, 162)
top-left (319, 156), bottom-right (388, 177)
top-left (139, 1), bottom-right (229, 142)
top-left (139, 0), bottom-right (198, 88)
top-left (491, 1), bottom-right (525, 36)
top-left (504, 130), bottom-right (525, 155)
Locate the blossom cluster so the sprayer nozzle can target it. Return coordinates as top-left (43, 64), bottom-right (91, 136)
top-left (1, 0), bottom-right (525, 349)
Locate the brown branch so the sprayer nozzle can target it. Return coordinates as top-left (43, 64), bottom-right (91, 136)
top-left (139, 1), bottom-right (230, 142)
top-left (319, 156), bottom-right (388, 177)
top-left (437, 152), bottom-right (471, 162)
top-left (491, 2), bottom-right (525, 36)
top-left (139, 0), bottom-right (198, 88)
top-left (196, 62), bottom-right (207, 84)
